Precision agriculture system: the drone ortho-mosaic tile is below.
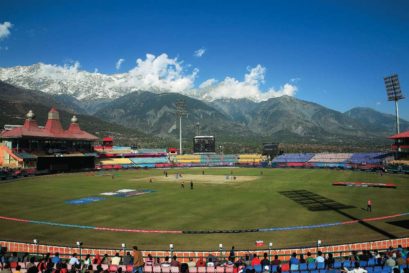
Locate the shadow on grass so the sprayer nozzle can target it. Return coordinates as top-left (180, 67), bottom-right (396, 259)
top-left (279, 190), bottom-right (397, 239)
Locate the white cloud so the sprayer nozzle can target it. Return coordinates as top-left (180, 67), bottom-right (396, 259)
top-left (195, 65), bottom-right (297, 101)
top-left (111, 53), bottom-right (198, 93)
top-left (376, 101), bottom-right (381, 106)
top-left (194, 48), bottom-right (206, 58)
top-left (115, 58), bottom-right (125, 70)
top-left (0, 22), bottom-right (13, 40)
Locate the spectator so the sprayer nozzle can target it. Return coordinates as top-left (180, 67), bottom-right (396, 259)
top-left (102, 254), bottom-right (109, 265)
top-left (154, 258), bottom-right (161, 266)
top-left (44, 262), bottom-right (54, 273)
top-left (229, 247), bottom-right (235, 262)
top-left (171, 255), bottom-right (180, 267)
top-left (37, 258), bottom-right (47, 273)
top-left (271, 255), bottom-right (281, 266)
top-left (84, 254), bottom-right (92, 269)
top-left (316, 251), bottom-right (325, 263)
top-left (68, 254), bottom-right (80, 266)
top-left (111, 253), bottom-right (121, 266)
top-left (289, 253), bottom-right (299, 271)
top-left (93, 254), bottom-right (102, 265)
top-left (8, 253), bottom-right (18, 263)
top-left (196, 257), bottom-right (206, 267)
top-left (244, 255), bottom-right (251, 266)
top-left (306, 252), bottom-right (315, 264)
top-left (95, 265), bottom-right (103, 273)
top-left (26, 257), bottom-right (36, 269)
top-left (261, 253), bottom-right (270, 267)
top-left (252, 254), bottom-right (261, 267)
top-left (207, 257), bottom-right (215, 267)
top-left (299, 254), bottom-right (306, 264)
top-left (52, 253), bottom-right (61, 265)
top-left (85, 265), bottom-right (94, 273)
top-left (262, 266), bottom-right (270, 273)
top-left (132, 246), bottom-right (144, 273)
top-left (325, 253), bottom-right (335, 269)
top-left (342, 262), bottom-right (367, 273)
top-left (122, 252), bottom-right (132, 266)
top-left (385, 256), bottom-right (396, 267)
top-left (161, 257), bottom-right (171, 267)
top-left (145, 254), bottom-right (153, 267)
top-left (187, 258), bottom-right (196, 269)
top-left (27, 266), bottom-right (39, 273)
top-left (396, 253), bottom-right (405, 266)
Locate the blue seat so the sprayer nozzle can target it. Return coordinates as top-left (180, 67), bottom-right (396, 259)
top-left (366, 267), bottom-right (374, 273)
top-left (290, 264), bottom-right (299, 271)
top-left (317, 263), bottom-right (325, 270)
top-left (254, 265), bottom-right (262, 273)
top-left (271, 265), bottom-right (278, 273)
top-left (311, 270), bottom-right (319, 273)
top-left (374, 266), bottom-right (382, 272)
top-left (343, 261), bottom-right (351, 268)
top-left (383, 265), bottom-right (392, 272)
top-left (308, 263), bottom-right (316, 270)
top-left (320, 270), bottom-right (327, 273)
top-left (368, 259), bottom-right (376, 266)
top-left (400, 265), bottom-right (408, 270)
top-left (359, 261), bottom-right (368, 267)
top-left (299, 264), bottom-right (307, 271)
top-left (301, 271), bottom-right (309, 273)
top-left (333, 262), bottom-right (342, 269)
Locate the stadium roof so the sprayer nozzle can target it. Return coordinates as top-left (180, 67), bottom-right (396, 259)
top-left (389, 130), bottom-right (409, 139)
top-left (0, 108), bottom-right (98, 141)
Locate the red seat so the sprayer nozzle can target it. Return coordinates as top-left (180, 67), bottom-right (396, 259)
top-left (281, 264), bottom-right (290, 272)
top-left (10, 262), bottom-right (18, 269)
top-left (145, 266), bottom-right (153, 273)
top-left (153, 266), bottom-right (162, 273)
top-left (189, 268), bottom-right (198, 273)
top-left (216, 267), bottom-right (225, 273)
top-left (126, 265), bottom-right (134, 273)
top-left (109, 265), bottom-right (118, 273)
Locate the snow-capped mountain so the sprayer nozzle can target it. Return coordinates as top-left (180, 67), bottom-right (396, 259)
top-left (0, 62), bottom-right (194, 101)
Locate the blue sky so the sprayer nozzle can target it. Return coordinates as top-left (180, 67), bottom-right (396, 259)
top-left (0, 0), bottom-right (408, 119)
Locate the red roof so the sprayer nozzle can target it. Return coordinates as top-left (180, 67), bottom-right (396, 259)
top-left (389, 130), bottom-right (409, 139)
top-left (0, 108), bottom-right (98, 141)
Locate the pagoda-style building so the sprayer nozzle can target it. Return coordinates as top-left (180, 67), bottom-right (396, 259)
top-left (0, 108), bottom-right (98, 171)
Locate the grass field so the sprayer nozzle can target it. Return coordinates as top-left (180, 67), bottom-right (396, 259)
top-left (0, 168), bottom-right (408, 251)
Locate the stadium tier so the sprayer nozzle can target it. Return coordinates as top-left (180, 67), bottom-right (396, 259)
top-left (237, 154), bottom-right (263, 165)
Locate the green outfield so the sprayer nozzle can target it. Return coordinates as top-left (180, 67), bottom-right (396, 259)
top-left (0, 168), bottom-right (408, 250)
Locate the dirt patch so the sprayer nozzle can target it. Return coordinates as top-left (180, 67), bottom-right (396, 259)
top-left (132, 174), bottom-right (259, 184)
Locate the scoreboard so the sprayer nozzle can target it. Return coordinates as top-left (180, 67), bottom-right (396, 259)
top-left (193, 136), bottom-right (216, 153)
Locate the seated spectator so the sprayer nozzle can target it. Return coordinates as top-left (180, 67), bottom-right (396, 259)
top-left (95, 265), bottom-right (103, 273)
top-left (84, 254), bottom-right (92, 268)
top-left (251, 254), bottom-right (261, 266)
top-left (207, 258), bottom-right (215, 267)
top-left (306, 252), bottom-right (315, 264)
top-left (27, 266), bottom-right (39, 273)
top-left (68, 254), bottom-right (80, 266)
top-left (187, 258), bottom-right (196, 269)
top-left (161, 257), bottom-right (171, 267)
top-left (52, 253), bottom-right (61, 265)
top-left (326, 253), bottom-right (334, 269)
top-left (171, 256), bottom-right (180, 267)
top-left (289, 253), bottom-right (299, 271)
top-left (261, 253), bottom-right (270, 267)
top-left (145, 254), bottom-right (154, 267)
top-left (8, 253), bottom-right (18, 263)
top-left (93, 254), bottom-right (103, 265)
top-left (316, 251), bottom-right (325, 263)
top-left (271, 255), bottom-right (281, 266)
top-left (111, 253), bottom-right (121, 266)
top-left (154, 257), bottom-right (161, 266)
top-left (342, 262), bottom-right (367, 273)
top-left (396, 253), bottom-right (405, 266)
top-left (44, 262), bottom-right (54, 273)
top-left (101, 254), bottom-right (109, 264)
top-left (196, 257), bottom-right (206, 267)
top-left (122, 252), bottom-right (132, 266)
top-left (385, 255), bottom-right (396, 267)
top-left (37, 258), bottom-right (47, 272)
top-left (244, 255), bottom-right (251, 266)
top-left (26, 257), bottom-right (36, 269)
top-left (299, 254), bottom-right (306, 264)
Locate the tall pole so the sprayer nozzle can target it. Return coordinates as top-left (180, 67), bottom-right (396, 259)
top-left (179, 116), bottom-right (183, 154)
top-left (395, 100), bottom-right (400, 134)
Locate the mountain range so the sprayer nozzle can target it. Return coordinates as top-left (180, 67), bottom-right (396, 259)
top-left (1, 63), bottom-right (408, 152)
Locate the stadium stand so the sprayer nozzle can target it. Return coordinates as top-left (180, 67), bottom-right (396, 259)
top-left (237, 154), bottom-right (263, 165)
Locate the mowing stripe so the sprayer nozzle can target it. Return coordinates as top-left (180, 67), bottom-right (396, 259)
top-left (0, 212), bottom-right (408, 234)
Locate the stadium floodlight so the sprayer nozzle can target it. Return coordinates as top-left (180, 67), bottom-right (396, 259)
top-left (175, 100), bottom-right (187, 154)
top-left (219, 244), bottom-right (223, 257)
top-left (76, 241), bottom-right (83, 260)
top-left (121, 243), bottom-right (126, 254)
top-left (317, 240), bottom-right (322, 247)
top-left (33, 239), bottom-right (38, 244)
top-left (384, 74), bottom-right (405, 134)
top-left (169, 243), bottom-right (174, 257)
top-left (269, 242), bottom-right (273, 249)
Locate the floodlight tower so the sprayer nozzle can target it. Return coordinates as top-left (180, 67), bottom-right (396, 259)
top-left (384, 74), bottom-right (405, 134)
top-left (176, 100), bottom-right (187, 154)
